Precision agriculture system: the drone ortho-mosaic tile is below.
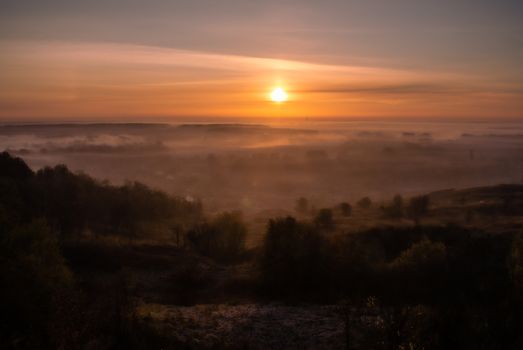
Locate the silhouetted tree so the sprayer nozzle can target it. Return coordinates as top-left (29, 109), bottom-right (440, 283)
top-left (0, 151), bottom-right (33, 179)
top-left (509, 230), bottom-right (523, 291)
top-left (314, 208), bottom-right (335, 231)
top-left (0, 219), bottom-right (73, 348)
top-left (357, 197), bottom-right (372, 209)
top-left (260, 216), bottom-right (331, 296)
top-left (186, 212), bottom-right (247, 263)
top-left (407, 195), bottom-right (430, 225)
top-left (388, 239), bottom-right (448, 303)
top-left (0, 152), bottom-right (203, 241)
top-left (382, 194), bottom-right (404, 219)
top-left (339, 202), bottom-right (352, 217)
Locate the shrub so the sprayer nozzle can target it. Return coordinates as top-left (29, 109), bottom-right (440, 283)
top-left (508, 230), bottom-right (523, 290)
top-left (186, 212), bottom-right (247, 263)
top-left (0, 220), bottom-right (73, 348)
top-left (407, 195), bottom-right (430, 225)
top-left (314, 208), bottom-right (335, 231)
top-left (260, 217), bottom-right (332, 297)
top-left (382, 194), bottom-right (404, 219)
top-left (339, 202), bottom-right (352, 217)
top-left (387, 239), bottom-right (448, 304)
top-left (357, 197), bottom-right (372, 209)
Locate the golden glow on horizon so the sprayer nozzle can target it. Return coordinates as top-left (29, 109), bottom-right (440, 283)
top-left (0, 41), bottom-right (521, 120)
top-left (270, 87), bottom-right (288, 103)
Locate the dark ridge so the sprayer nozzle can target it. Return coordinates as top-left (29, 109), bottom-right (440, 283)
top-left (178, 123), bottom-right (270, 129)
top-left (0, 123), bottom-right (171, 128)
top-left (461, 133), bottom-right (523, 138)
top-left (177, 123), bottom-right (319, 134)
top-left (0, 151), bottom-right (34, 179)
top-left (427, 184), bottom-right (523, 203)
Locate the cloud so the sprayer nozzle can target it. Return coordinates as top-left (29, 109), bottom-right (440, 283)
top-left (0, 39), bottom-right (416, 76)
top-left (300, 83), bottom-right (454, 95)
top-left (1, 40), bottom-right (521, 120)
top-left (298, 81), bottom-right (523, 98)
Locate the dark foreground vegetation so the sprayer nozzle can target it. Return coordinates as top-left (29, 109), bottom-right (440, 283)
top-left (1, 151), bottom-right (523, 349)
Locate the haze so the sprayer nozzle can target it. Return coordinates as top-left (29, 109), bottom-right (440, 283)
top-left (2, 2), bottom-right (523, 349)
top-left (2, 121), bottom-right (522, 217)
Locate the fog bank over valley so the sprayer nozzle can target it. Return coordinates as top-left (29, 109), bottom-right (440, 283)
top-left (1, 121), bottom-right (522, 216)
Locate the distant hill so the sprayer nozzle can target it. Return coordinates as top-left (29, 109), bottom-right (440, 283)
top-left (428, 184), bottom-right (523, 206)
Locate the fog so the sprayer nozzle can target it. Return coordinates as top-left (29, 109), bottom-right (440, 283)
top-left (2, 120), bottom-right (523, 348)
top-left (1, 121), bottom-right (522, 215)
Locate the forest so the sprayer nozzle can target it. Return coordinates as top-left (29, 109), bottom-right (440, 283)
top-left (1, 150), bottom-right (522, 349)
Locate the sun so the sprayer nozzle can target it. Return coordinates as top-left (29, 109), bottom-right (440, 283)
top-left (270, 87), bottom-right (288, 103)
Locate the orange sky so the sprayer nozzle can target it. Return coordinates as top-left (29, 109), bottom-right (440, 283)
top-left (1, 1), bottom-right (522, 121)
top-left (1, 40), bottom-right (521, 121)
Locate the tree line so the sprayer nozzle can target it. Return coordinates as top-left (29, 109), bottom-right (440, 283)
top-left (0, 151), bottom-right (202, 239)
top-left (2, 151), bottom-right (522, 349)
top-left (258, 216), bottom-right (523, 349)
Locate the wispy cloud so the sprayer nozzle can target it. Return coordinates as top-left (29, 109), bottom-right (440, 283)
top-left (299, 83), bottom-right (460, 95)
top-left (1, 40), bottom-right (408, 75)
top-left (0, 40), bottom-right (521, 120)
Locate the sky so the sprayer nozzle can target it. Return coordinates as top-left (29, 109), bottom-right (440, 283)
top-left (0, 0), bottom-right (522, 121)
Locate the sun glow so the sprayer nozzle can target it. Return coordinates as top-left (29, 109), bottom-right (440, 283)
top-left (270, 87), bottom-right (288, 103)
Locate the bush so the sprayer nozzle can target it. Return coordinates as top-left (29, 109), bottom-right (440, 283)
top-left (0, 220), bottom-right (74, 348)
top-left (407, 195), bottom-right (430, 225)
top-left (387, 239), bottom-right (448, 304)
top-left (339, 202), bottom-right (352, 217)
top-left (314, 208), bottom-right (335, 231)
top-left (382, 194), bottom-right (404, 219)
top-left (357, 197), bottom-right (372, 209)
top-left (509, 230), bottom-right (523, 291)
top-left (260, 217), bottom-right (332, 297)
top-left (186, 212), bottom-right (247, 263)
